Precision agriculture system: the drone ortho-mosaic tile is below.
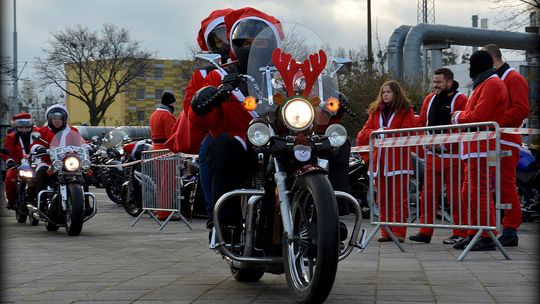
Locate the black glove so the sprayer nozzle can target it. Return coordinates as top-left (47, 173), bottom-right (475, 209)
top-left (192, 86), bottom-right (229, 116)
top-left (35, 146), bottom-right (47, 155)
top-left (6, 159), bottom-right (16, 169)
top-left (219, 73), bottom-right (241, 93)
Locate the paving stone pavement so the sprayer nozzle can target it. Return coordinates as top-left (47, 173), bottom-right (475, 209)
top-left (0, 187), bottom-right (538, 303)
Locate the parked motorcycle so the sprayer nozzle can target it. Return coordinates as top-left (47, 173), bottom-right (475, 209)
top-left (28, 130), bottom-right (97, 236)
top-left (517, 144), bottom-right (540, 222)
top-left (180, 156), bottom-right (207, 220)
top-left (87, 133), bottom-right (125, 205)
top-left (207, 25), bottom-right (362, 304)
top-left (121, 140), bottom-right (151, 217)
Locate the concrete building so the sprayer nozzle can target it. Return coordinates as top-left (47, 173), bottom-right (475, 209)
top-left (66, 59), bottom-right (195, 126)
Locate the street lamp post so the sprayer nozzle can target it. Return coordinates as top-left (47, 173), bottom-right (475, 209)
top-left (12, 0), bottom-right (19, 114)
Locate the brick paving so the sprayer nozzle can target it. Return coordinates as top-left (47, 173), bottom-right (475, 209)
top-left (1, 187), bottom-right (538, 303)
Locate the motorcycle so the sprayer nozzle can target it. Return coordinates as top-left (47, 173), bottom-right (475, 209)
top-left (0, 148), bottom-right (39, 225)
top-left (120, 139), bottom-right (151, 217)
top-left (29, 130), bottom-right (97, 236)
top-left (180, 156), bottom-right (207, 220)
top-left (207, 24), bottom-right (362, 303)
top-left (87, 132), bottom-right (126, 205)
top-left (517, 144), bottom-right (540, 222)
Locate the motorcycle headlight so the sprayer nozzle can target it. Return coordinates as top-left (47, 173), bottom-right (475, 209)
top-left (64, 156), bottom-right (80, 172)
top-left (19, 170), bottom-right (34, 179)
top-left (325, 124), bottom-right (348, 147)
top-left (81, 159), bottom-right (91, 170)
top-left (281, 97), bottom-right (314, 132)
top-left (247, 122), bottom-right (271, 146)
top-left (52, 160), bottom-right (64, 171)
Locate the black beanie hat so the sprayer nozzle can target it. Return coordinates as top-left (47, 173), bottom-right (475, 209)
top-left (161, 92), bottom-right (176, 105)
top-left (469, 50), bottom-right (494, 79)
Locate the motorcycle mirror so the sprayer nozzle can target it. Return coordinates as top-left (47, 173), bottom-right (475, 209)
top-left (195, 53), bottom-right (227, 74)
top-left (31, 131), bottom-right (42, 141)
top-left (329, 57), bottom-right (352, 77)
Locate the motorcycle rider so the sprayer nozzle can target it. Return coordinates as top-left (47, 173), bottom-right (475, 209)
top-left (1, 113), bottom-right (36, 210)
top-left (165, 8), bottom-right (234, 220)
top-left (190, 7), bottom-right (351, 241)
top-left (31, 104), bottom-right (81, 210)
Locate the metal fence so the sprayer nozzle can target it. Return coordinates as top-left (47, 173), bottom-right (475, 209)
top-left (362, 122), bottom-right (508, 260)
top-left (131, 149), bottom-right (192, 230)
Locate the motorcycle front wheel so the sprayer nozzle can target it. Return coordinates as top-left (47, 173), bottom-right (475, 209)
top-left (121, 183), bottom-right (142, 217)
top-left (65, 183), bottom-right (85, 236)
top-left (283, 173), bottom-right (339, 304)
top-left (106, 184), bottom-right (123, 205)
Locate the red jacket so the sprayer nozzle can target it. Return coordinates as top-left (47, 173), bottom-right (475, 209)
top-left (149, 105), bottom-right (176, 150)
top-left (188, 69), bottom-right (254, 140)
top-left (165, 69), bottom-right (209, 154)
top-left (1, 128), bottom-right (38, 164)
top-left (499, 67), bottom-right (529, 150)
top-left (29, 125), bottom-right (80, 166)
top-left (453, 75), bottom-right (508, 158)
top-left (356, 107), bottom-right (415, 176)
top-left (418, 90), bottom-right (468, 158)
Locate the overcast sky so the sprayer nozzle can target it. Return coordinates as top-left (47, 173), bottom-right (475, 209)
top-left (0, 0), bottom-right (527, 82)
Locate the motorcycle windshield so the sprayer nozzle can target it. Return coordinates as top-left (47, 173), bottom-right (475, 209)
top-left (247, 23), bottom-right (341, 125)
top-left (50, 129), bottom-right (86, 148)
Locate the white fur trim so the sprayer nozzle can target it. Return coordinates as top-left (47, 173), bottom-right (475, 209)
top-left (204, 16), bottom-right (226, 47)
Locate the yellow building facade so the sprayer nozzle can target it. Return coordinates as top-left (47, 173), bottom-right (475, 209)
top-left (66, 59), bottom-right (195, 126)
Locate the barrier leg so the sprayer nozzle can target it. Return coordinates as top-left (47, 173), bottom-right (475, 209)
top-left (488, 230), bottom-right (511, 260)
top-left (457, 229), bottom-right (483, 261)
top-left (383, 225), bottom-right (406, 252)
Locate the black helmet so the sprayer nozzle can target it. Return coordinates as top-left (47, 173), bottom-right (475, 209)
top-left (231, 19), bottom-right (277, 73)
top-left (207, 24), bottom-right (230, 62)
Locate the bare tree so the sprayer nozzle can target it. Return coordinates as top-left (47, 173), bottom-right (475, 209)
top-left (487, 0), bottom-right (540, 29)
top-left (35, 24), bottom-right (153, 126)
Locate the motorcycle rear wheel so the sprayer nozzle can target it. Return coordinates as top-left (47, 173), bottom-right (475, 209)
top-left (283, 173), bottom-right (339, 304)
top-left (65, 184), bottom-right (85, 236)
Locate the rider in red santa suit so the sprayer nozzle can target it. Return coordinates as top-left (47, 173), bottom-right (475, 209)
top-left (165, 8), bottom-right (233, 219)
top-left (2, 113), bottom-right (37, 209)
top-left (451, 50), bottom-right (508, 251)
top-left (483, 44), bottom-right (530, 247)
top-left (31, 104), bottom-right (79, 206)
top-left (191, 7), bottom-right (352, 241)
top-left (189, 7), bottom-right (283, 231)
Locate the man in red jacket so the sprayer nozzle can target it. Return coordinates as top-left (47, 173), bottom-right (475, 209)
top-left (409, 68), bottom-right (469, 245)
top-left (149, 92), bottom-right (177, 220)
top-left (451, 50), bottom-right (509, 251)
top-left (2, 113), bottom-right (36, 209)
top-left (483, 44), bottom-right (530, 247)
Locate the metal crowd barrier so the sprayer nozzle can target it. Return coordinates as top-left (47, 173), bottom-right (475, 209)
top-left (131, 149), bottom-right (192, 230)
top-left (361, 122), bottom-right (508, 261)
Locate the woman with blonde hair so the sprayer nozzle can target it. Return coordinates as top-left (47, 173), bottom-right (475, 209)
top-left (356, 80), bottom-right (415, 242)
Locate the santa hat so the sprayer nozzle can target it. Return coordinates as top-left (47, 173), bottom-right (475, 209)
top-left (13, 112), bottom-right (33, 127)
top-left (224, 7), bottom-right (283, 61)
top-left (197, 8), bottom-right (234, 51)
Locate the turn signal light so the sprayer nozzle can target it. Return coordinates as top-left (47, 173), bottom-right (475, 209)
top-left (243, 96), bottom-right (257, 111)
top-left (325, 97), bottom-right (340, 113)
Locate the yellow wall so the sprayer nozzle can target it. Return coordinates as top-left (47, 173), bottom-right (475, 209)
top-left (66, 59), bottom-right (194, 126)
